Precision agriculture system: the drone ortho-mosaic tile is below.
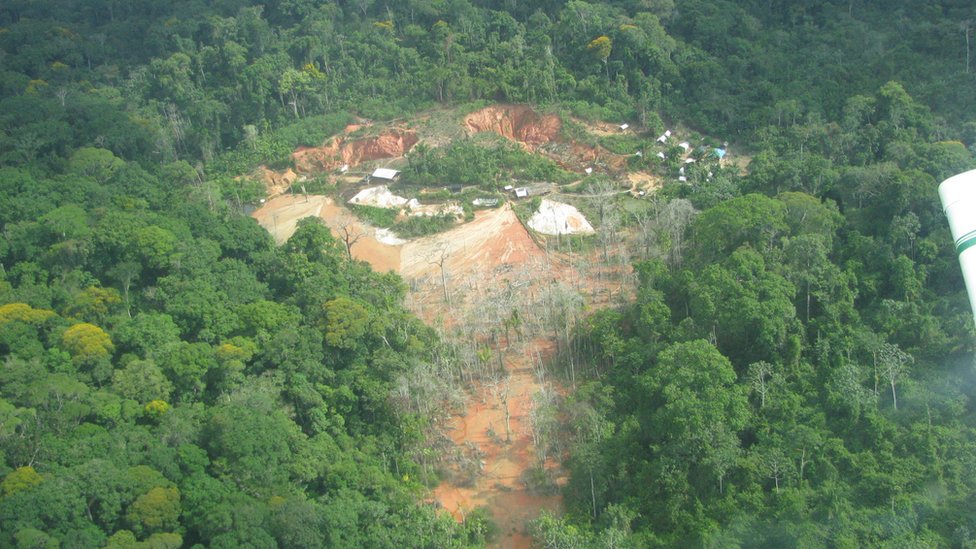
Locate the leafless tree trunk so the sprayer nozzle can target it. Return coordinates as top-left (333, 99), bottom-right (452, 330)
top-left (429, 244), bottom-right (451, 305)
top-left (661, 198), bottom-right (697, 270)
top-left (962, 20), bottom-right (973, 74)
top-left (878, 342), bottom-right (912, 410)
top-left (762, 449), bottom-right (789, 493)
top-left (749, 361), bottom-right (773, 409)
top-left (338, 223), bottom-right (364, 259)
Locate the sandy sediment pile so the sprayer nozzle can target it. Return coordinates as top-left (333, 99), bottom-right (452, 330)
top-left (527, 198), bottom-right (595, 235)
top-left (399, 205), bottom-right (543, 280)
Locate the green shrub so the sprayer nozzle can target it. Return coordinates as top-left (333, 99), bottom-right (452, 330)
top-left (349, 204), bottom-right (398, 228)
top-left (598, 134), bottom-right (649, 155)
top-left (394, 214), bottom-right (457, 239)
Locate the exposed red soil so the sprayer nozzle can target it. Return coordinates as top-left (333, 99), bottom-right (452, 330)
top-left (464, 105), bottom-right (562, 150)
top-left (251, 198), bottom-right (542, 280)
top-left (251, 194), bottom-right (326, 244)
top-left (400, 214), bottom-right (630, 548)
top-left (465, 104), bottom-right (632, 175)
top-left (291, 128), bottom-right (419, 174)
top-left (433, 339), bottom-right (563, 549)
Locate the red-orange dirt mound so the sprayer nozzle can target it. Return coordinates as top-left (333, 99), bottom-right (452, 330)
top-left (291, 128), bottom-right (418, 173)
top-left (464, 105), bottom-right (562, 149)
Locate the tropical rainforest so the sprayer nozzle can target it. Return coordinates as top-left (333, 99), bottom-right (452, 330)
top-left (1, 0), bottom-right (975, 548)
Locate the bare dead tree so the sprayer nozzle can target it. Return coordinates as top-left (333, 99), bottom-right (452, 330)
top-left (587, 178), bottom-right (622, 266)
top-left (748, 361), bottom-right (773, 409)
top-left (338, 222), bottom-right (365, 259)
top-left (55, 87), bottom-right (68, 107)
top-left (878, 342), bottom-right (913, 410)
top-left (761, 448), bottom-right (791, 494)
top-left (488, 374), bottom-right (513, 443)
top-left (630, 207), bottom-right (661, 261)
top-left (962, 19), bottom-right (973, 74)
top-left (428, 244), bottom-right (451, 305)
top-left (661, 198), bottom-right (697, 270)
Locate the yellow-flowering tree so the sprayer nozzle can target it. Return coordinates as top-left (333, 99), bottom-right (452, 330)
top-left (1, 466), bottom-right (42, 497)
top-left (61, 322), bottom-right (114, 364)
top-left (0, 303), bottom-right (56, 326)
top-left (587, 35), bottom-right (612, 79)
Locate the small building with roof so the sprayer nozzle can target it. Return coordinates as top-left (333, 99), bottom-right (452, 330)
top-left (370, 168), bottom-right (400, 181)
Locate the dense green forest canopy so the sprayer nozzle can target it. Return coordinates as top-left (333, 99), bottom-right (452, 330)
top-left (1, 0), bottom-right (975, 547)
top-left (2, 0), bottom-right (975, 167)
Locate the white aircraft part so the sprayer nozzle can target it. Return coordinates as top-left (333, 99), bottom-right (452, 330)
top-left (939, 168), bottom-right (976, 322)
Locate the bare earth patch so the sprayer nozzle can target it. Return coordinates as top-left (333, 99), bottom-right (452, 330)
top-left (627, 171), bottom-right (664, 195)
top-left (433, 339), bottom-right (563, 549)
top-left (292, 127), bottom-right (418, 174)
top-left (400, 204), bottom-right (542, 281)
top-left (256, 166), bottom-right (299, 197)
top-left (349, 185), bottom-right (418, 209)
top-left (464, 105), bottom-right (562, 150)
top-left (251, 194), bottom-right (327, 244)
top-left (464, 104), bottom-right (631, 175)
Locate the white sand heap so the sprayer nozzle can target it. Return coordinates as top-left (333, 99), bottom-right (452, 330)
top-left (527, 199), bottom-right (595, 235)
top-left (349, 185), bottom-right (420, 209)
top-left (374, 228), bottom-right (407, 245)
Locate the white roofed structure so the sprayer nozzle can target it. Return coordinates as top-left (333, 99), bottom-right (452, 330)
top-left (371, 168), bottom-right (400, 180)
